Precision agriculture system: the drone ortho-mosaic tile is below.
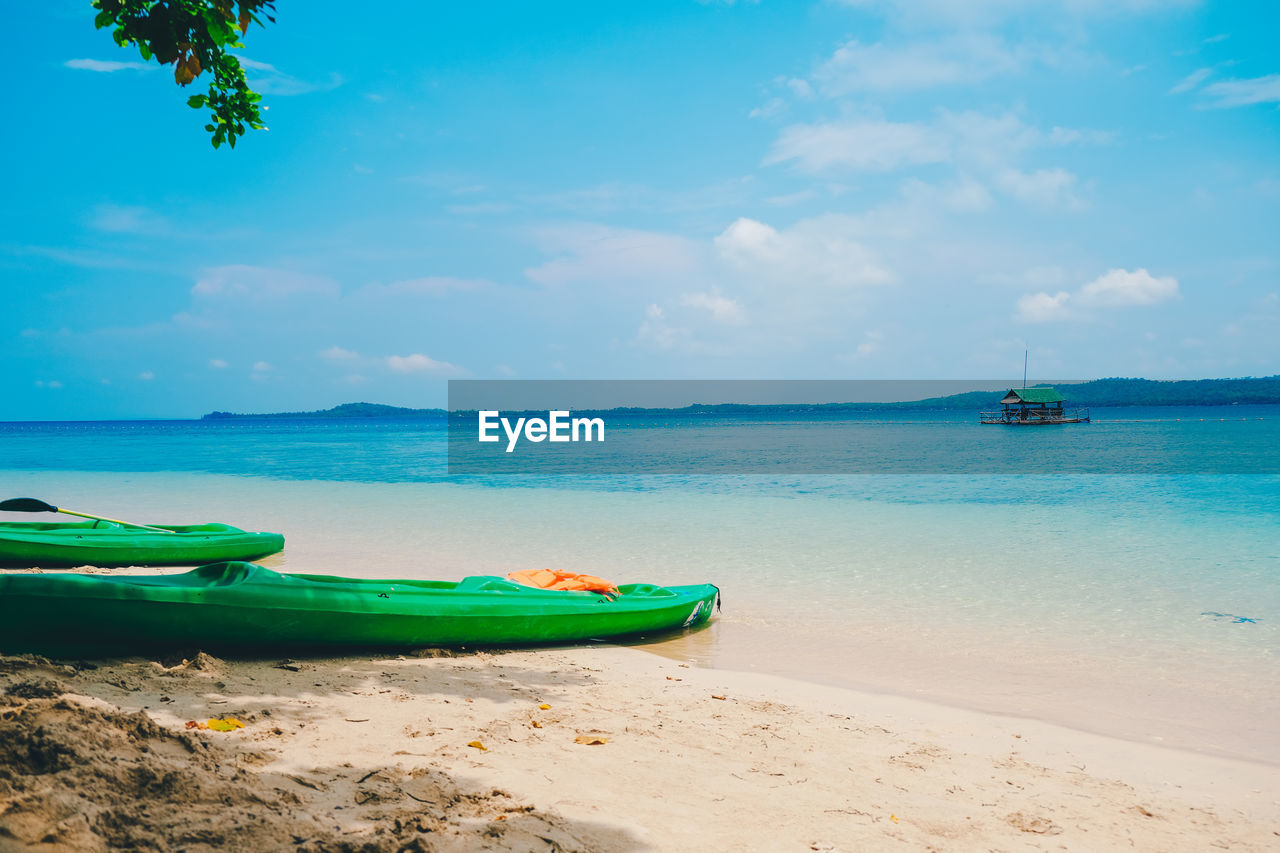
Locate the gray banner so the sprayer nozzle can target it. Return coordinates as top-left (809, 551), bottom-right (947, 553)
top-left (446, 380), bottom-right (1279, 475)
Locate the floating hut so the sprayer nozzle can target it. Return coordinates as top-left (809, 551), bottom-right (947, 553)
top-left (980, 387), bottom-right (1090, 425)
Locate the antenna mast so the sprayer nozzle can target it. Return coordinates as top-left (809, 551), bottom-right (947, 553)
top-left (1023, 349), bottom-right (1028, 390)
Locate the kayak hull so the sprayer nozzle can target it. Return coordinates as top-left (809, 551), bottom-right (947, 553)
top-left (0, 561), bottom-right (719, 655)
top-left (0, 522), bottom-right (285, 568)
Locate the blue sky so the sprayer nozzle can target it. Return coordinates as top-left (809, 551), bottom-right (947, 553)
top-left (3, 0), bottom-right (1278, 418)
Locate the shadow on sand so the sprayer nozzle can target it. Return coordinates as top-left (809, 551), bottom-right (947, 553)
top-left (0, 652), bottom-right (646, 852)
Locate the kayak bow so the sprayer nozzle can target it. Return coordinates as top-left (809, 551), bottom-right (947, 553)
top-left (0, 522), bottom-right (285, 568)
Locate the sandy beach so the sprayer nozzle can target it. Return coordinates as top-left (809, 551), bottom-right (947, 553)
top-left (3, 639), bottom-right (1278, 852)
top-left (7, 0), bottom-right (1280, 849)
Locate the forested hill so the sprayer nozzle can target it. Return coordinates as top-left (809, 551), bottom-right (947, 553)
top-left (918, 376), bottom-right (1280, 409)
top-left (201, 402), bottom-right (445, 420)
top-left (1074, 376), bottom-right (1280, 406)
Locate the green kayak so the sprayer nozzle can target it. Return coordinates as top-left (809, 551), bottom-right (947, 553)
top-left (0, 561), bottom-right (719, 655)
top-left (0, 522), bottom-right (285, 568)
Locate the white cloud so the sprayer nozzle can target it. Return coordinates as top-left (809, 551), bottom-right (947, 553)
top-left (364, 277), bottom-right (490, 295)
top-left (524, 223), bottom-right (702, 286)
top-left (765, 119), bottom-right (949, 173)
top-left (814, 34), bottom-right (1026, 94)
top-left (252, 361), bottom-right (272, 372)
top-left (848, 330), bottom-right (884, 359)
top-left (209, 359), bottom-right (229, 368)
top-left (237, 56), bottom-right (343, 96)
top-left (1015, 267), bottom-right (1179, 322)
top-left (899, 175), bottom-right (993, 212)
top-left (318, 345), bottom-right (359, 361)
top-left (385, 353), bottom-right (460, 374)
top-left (34, 380), bottom-right (64, 389)
top-left (1046, 126), bottom-right (1112, 146)
top-left (6, 245), bottom-right (136, 270)
top-left (138, 371), bottom-right (155, 380)
top-left (1201, 75), bottom-right (1280, 108)
top-left (766, 110), bottom-right (1083, 176)
top-left (636, 304), bottom-right (688, 351)
top-left (446, 202), bottom-right (515, 215)
top-left (680, 291), bottom-right (747, 325)
top-left (65, 58), bottom-right (149, 73)
top-left (995, 167), bottom-right (1080, 208)
top-left (749, 97), bottom-right (787, 119)
top-left (764, 189), bottom-right (818, 206)
top-left (89, 204), bottom-right (168, 235)
top-left (1077, 268), bottom-right (1179, 306)
top-left (534, 179), bottom-right (751, 215)
top-left (766, 110), bottom-right (1095, 209)
top-left (784, 78), bottom-right (814, 99)
top-left (1169, 67), bottom-right (1213, 95)
top-left (715, 216), bottom-right (893, 289)
top-left (939, 110), bottom-right (1041, 169)
top-left (192, 266), bottom-right (339, 302)
top-left (1014, 291), bottom-right (1074, 323)
top-left (830, 0), bottom-right (1197, 28)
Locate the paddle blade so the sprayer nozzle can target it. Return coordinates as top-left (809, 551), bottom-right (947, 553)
top-left (0, 498), bottom-right (58, 513)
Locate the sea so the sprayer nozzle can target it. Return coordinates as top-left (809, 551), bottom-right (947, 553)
top-left (1, 407), bottom-right (1277, 763)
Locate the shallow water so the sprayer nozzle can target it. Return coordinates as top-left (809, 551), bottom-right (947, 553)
top-left (1, 411), bottom-right (1276, 762)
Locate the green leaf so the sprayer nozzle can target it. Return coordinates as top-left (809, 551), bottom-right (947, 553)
top-left (91, 0), bottom-right (277, 148)
top-left (208, 19), bottom-right (235, 46)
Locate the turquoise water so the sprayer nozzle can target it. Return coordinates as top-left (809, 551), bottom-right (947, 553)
top-left (1, 409), bottom-right (1277, 762)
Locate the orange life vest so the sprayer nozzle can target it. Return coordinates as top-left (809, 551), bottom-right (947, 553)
top-left (507, 568), bottom-right (619, 595)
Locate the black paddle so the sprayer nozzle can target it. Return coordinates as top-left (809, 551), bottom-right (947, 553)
top-left (0, 498), bottom-right (173, 533)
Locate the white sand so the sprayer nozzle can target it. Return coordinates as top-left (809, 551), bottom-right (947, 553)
top-left (3, 644), bottom-right (1277, 851)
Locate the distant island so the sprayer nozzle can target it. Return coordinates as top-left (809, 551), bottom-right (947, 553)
top-left (203, 402), bottom-right (446, 420)
top-left (880, 376), bottom-right (1280, 410)
top-left (201, 377), bottom-right (1280, 420)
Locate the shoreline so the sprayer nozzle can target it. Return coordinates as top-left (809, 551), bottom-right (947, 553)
top-left (643, 626), bottom-right (1280, 770)
top-left (10, 555), bottom-right (1278, 770)
top-left (2, 462), bottom-right (1277, 771)
top-left (3, 642), bottom-right (1278, 851)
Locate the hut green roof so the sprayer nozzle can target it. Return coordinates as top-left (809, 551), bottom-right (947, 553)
top-left (1002, 387), bottom-right (1066, 404)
